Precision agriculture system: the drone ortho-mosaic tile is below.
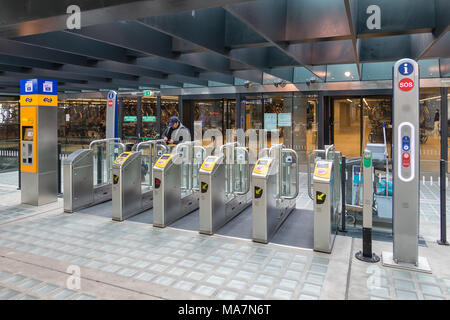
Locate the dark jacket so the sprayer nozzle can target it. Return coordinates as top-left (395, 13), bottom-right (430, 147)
top-left (162, 122), bottom-right (190, 144)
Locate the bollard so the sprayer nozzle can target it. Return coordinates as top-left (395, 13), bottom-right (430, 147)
top-left (356, 149), bottom-right (380, 263)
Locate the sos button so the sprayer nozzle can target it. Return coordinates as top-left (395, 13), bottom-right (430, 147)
top-left (398, 78), bottom-right (414, 92)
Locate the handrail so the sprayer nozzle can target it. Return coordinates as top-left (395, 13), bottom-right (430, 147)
top-left (234, 146), bottom-right (251, 195)
top-left (219, 142), bottom-right (239, 156)
top-left (268, 144), bottom-right (283, 159)
top-left (325, 144), bottom-right (335, 160)
top-left (281, 148), bottom-right (299, 200)
top-left (88, 138), bottom-right (121, 150)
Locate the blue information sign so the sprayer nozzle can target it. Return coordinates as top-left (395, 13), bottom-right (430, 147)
top-left (20, 79), bottom-right (57, 95)
top-left (398, 62), bottom-right (414, 76)
top-left (402, 136), bottom-right (410, 151)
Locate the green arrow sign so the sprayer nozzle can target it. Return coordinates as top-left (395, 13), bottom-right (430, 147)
top-left (124, 116), bottom-right (137, 122)
top-left (143, 116), bottom-right (156, 122)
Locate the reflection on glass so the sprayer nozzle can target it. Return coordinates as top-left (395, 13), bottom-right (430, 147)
top-left (0, 98), bottom-right (20, 173)
top-left (333, 98), bottom-right (362, 158)
top-left (363, 97), bottom-right (392, 158)
top-left (122, 97), bottom-right (138, 139)
top-left (160, 96), bottom-right (179, 133)
top-left (419, 88), bottom-right (442, 175)
top-left (141, 97), bottom-right (158, 139)
top-left (58, 98), bottom-right (106, 154)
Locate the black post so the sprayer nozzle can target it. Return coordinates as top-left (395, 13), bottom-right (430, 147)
top-left (340, 156), bottom-right (347, 232)
top-left (438, 87), bottom-right (448, 245)
top-left (235, 94), bottom-right (241, 129)
top-left (97, 145), bottom-right (103, 185)
top-left (318, 93), bottom-right (325, 149)
top-left (137, 96), bottom-right (142, 141)
top-left (156, 96), bottom-right (161, 138)
top-left (17, 103), bottom-right (21, 190)
top-left (57, 143), bottom-right (62, 194)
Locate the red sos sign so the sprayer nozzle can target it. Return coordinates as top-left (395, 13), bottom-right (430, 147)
top-left (398, 78), bottom-right (414, 92)
top-left (108, 100), bottom-right (113, 107)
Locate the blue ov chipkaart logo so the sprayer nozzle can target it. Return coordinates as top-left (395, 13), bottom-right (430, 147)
top-left (398, 62), bottom-right (414, 76)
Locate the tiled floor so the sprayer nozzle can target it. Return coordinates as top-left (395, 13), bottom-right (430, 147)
top-left (0, 183), bottom-right (448, 300)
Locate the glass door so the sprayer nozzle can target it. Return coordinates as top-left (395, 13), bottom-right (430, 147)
top-left (141, 97), bottom-right (158, 140)
top-left (122, 97), bottom-right (138, 140)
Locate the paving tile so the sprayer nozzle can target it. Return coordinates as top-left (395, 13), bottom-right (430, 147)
top-left (274, 251), bottom-right (291, 260)
top-left (84, 260), bottom-right (104, 269)
top-left (16, 279), bottom-right (42, 290)
top-left (288, 262), bottom-right (306, 271)
top-left (419, 283), bottom-right (442, 296)
top-left (74, 294), bottom-right (96, 300)
top-left (206, 275), bottom-right (226, 286)
top-left (167, 267), bottom-right (186, 277)
top-left (0, 271), bottom-right (13, 280)
top-left (242, 262), bottom-right (261, 272)
top-left (186, 271), bottom-right (205, 281)
top-left (298, 293), bottom-right (319, 300)
top-left (117, 268), bottom-right (139, 277)
top-left (205, 255), bottom-right (223, 264)
top-left (100, 264), bottom-right (122, 273)
top-left (248, 284), bottom-right (269, 296)
top-left (172, 280), bottom-right (196, 291)
top-left (134, 272), bottom-right (157, 282)
top-left (416, 274), bottom-right (437, 284)
top-left (302, 283), bottom-right (322, 296)
top-left (17, 294), bottom-right (38, 300)
top-left (1, 274), bottom-right (26, 285)
top-left (226, 279), bottom-right (247, 291)
top-left (395, 289), bottom-right (418, 300)
top-left (242, 294), bottom-right (262, 300)
top-left (249, 254), bottom-right (267, 262)
top-left (268, 258), bottom-right (286, 268)
top-left (305, 272), bottom-right (325, 285)
top-left (194, 285), bottom-right (217, 297)
top-left (0, 289), bottom-right (20, 300)
top-left (279, 278), bottom-right (299, 290)
top-left (131, 260), bottom-right (151, 269)
top-left (369, 296), bottom-right (389, 300)
top-left (235, 270), bottom-right (254, 279)
top-left (32, 283), bottom-right (59, 296)
top-left (51, 289), bottom-right (77, 300)
top-left (215, 266), bottom-right (234, 276)
top-left (146, 253), bottom-right (163, 261)
top-left (309, 264), bottom-right (328, 274)
top-left (272, 288), bottom-right (293, 300)
top-left (178, 259), bottom-right (196, 268)
top-left (161, 256), bottom-right (178, 265)
top-left (368, 286), bottom-right (390, 298)
top-left (262, 265), bottom-right (282, 276)
top-left (393, 279), bottom-right (415, 291)
top-left (312, 257), bottom-right (329, 265)
top-left (423, 294), bottom-right (445, 300)
top-left (255, 247), bottom-right (271, 255)
top-left (195, 263), bottom-right (214, 272)
top-left (256, 274), bottom-right (276, 285)
top-left (223, 259), bottom-right (240, 268)
top-left (153, 276), bottom-right (176, 286)
top-left (217, 290), bottom-right (239, 300)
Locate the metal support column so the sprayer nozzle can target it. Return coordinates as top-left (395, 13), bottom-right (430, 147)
top-left (178, 96), bottom-right (183, 120)
top-left (17, 102), bottom-right (21, 190)
top-left (57, 143), bottom-right (62, 194)
top-left (236, 94), bottom-right (241, 129)
top-left (340, 156), bottom-right (347, 232)
top-left (117, 97), bottom-right (123, 139)
top-left (156, 96), bottom-right (161, 138)
top-left (137, 96), bottom-right (142, 140)
top-left (318, 93), bottom-right (325, 149)
top-left (438, 87), bottom-right (449, 246)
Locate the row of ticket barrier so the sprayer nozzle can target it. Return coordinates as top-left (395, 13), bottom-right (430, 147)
top-left (64, 138), bottom-right (342, 254)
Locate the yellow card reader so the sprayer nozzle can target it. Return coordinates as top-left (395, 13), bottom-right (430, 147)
top-left (155, 154), bottom-right (173, 168)
top-left (200, 156), bottom-right (220, 172)
top-left (314, 161), bottom-right (332, 180)
top-left (114, 152), bottom-right (133, 166)
top-left (253, 158), bottom-right (272, 176)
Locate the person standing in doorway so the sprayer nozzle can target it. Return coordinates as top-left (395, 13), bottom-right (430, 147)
top-left (162, 116), bottom-right (190, 144)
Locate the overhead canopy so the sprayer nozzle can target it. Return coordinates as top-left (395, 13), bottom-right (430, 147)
top-left (0, 0), bottom-right (448, 94)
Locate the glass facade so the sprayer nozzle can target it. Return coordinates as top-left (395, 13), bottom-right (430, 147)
top-left (0, 98), bottom-right (19, 173)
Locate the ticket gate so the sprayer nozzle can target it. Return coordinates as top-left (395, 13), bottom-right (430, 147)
top-left (308, 145), bottom-right (342, 253)
top-left (111, 140), bottom-right (167, 221)
top-left (153, 141), bottom-right (206, 228)
top-left (252, 144), bottom-right (299, 244)
top-left (198, 142), bottom-right (251, 235)
top-left (63, 138), bottom-right (125, 213)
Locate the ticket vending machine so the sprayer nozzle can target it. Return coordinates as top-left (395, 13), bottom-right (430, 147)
top-left (20, 79), bottom-right (58, 206)
top-left (313, 160), bottom-right (337, 253)
top-left (382, 58), bottom-right (431, 272)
